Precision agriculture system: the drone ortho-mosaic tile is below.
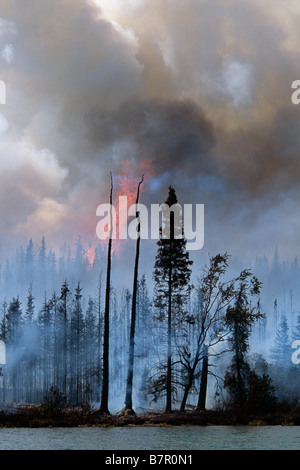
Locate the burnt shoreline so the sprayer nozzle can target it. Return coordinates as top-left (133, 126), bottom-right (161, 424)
top-left (0, 404), bottom-right (299, 427)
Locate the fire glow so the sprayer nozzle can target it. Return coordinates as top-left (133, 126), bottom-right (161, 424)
top-left (84, 158), bottom-right (156, 267)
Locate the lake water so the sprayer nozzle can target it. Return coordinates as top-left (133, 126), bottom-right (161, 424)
top-left (0, 425), bottom-right (299, 450)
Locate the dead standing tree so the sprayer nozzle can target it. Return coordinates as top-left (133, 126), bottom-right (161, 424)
top-left (97, 173), bottom-right (114, 416)
top-left (122, 175), bottom-right (144, 415)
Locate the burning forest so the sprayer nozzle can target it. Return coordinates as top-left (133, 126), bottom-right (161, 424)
top-left (1, 0), bottom-right (300, 428)
top-left (0, 178), bottom-right (300, 422)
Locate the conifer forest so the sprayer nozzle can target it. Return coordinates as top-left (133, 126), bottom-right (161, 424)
top-left (1, 0), bottom-right (300, 428)
top-left (1, 185), bottom-right (300, 416)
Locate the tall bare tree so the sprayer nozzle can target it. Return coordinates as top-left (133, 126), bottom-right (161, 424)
top-left (123, 175), bottom-right (144, 414)
top-left (98, 173), bottom-right (114, 415)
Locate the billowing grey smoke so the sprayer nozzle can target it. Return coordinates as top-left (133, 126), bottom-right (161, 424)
top-left (0, 0), bottom-right (299, 265)
top-left (87, 97), bottom-right (216, 177)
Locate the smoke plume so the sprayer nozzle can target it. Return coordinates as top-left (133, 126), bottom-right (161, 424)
top-left (0, 0), bottom-right (299, 264)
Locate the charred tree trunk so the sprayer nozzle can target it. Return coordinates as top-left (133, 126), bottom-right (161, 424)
top-left (165, 217), bottom-right (174, 414)
top-left (96, 274), bottom-right (102, 403)
top-left (99, 173), bottom-right (113, 415)
top-left (180, 370), bottom-right (193, 412)
top-left (233, 319), bottom-right (246, 408)
top-left (124, 176), bottom-right (144, 414)
top-left (196, 344), bottom-right (208, 411)
top-left (180, 338), bottom-right (203, 411)
top-left (165, 265), bottom-right (172, 413)
top-left (59, 282), bottom-right (69, 397)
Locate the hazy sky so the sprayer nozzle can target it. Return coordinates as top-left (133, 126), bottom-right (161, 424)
top-left (0, 0), bottom-right (300, 266)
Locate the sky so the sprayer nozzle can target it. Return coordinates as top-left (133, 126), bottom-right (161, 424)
top-left (0, 0), bottom-right (300, 272)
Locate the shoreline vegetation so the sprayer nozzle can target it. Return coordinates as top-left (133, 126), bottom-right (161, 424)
top-left (1, 403), bottom-right (300, 428)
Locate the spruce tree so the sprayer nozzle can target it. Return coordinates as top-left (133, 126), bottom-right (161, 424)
top-left (38, 295), bottom-right (52, 396)
top-left (38, 236), bottom-right (47, 289)
top-left (270, 314), bottom-right (291, 367)
top-left (25, 286), bottom-right (35, 402)
top-left (84, 297), bottom-right (98, 402)
top-left (292, 311), bottom-right (300, 344)
top-left (25, 238), bottom-right (35, 287)
top-left (6, 297), bottom-right (23, 402)
top-left (153, 186), bottom-right (193, 412)
top-left (224, 279), bottom-right (263, 408)
top-left (59, 280), bottom-right (70, 395)
top-left (70, 282), bottom-right (84, 405)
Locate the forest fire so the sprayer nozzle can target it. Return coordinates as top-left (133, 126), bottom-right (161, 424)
top-left (84, 158), bottom-right (156, 267)
top-left (86, 244), bottom-right (97, 267)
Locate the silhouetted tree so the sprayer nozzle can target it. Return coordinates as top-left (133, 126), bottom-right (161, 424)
top-left (124, 175), bottom-right (144, 414)
top-left (70, 282), bottom-right (84, 405)
top-left (59, 280), bottom-right (70, 395)
top-left (84, 296), bottom-right (99, 402)
top-left (224, 278), bottom-right (263, 409)
top-left (99, 173), bottom-right (113, 415)
top-left (152, 186), bottom-right (193, 412)
top-left (6, 297), bottom-right (23, 401)
top-left (38, 295), bottom-right (52, 396)
top-left (178, 254), bottom-right (258, 411)
top-left (270, 313), bottom-right (291, 367)
top-left (25, 239), bottom-right (35, 287)
top-left (38, 236), bottom-right (47, 295)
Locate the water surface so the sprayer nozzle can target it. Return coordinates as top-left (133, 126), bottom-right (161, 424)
top-left (0, 425), bottom-right (299, 450)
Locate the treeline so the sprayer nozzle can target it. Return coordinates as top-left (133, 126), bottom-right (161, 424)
top-left (0, 275), bottom-right (153, 408)
top-left (0, 235), bottom-right (104, 308)
top-left (0, 185), bottom-right (300, 414)
top-left (0, 255), bottom-right (260, 412)
top-left (0, 246), bottom-right (299, 412)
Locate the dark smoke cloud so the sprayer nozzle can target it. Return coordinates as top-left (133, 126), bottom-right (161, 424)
top-left (0, 0), bottom-right (300, 264)
top-left (87, 97), bottom-right (216, 178)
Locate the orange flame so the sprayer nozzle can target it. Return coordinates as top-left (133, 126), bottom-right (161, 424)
top-left (83, 157), bottom-right (156, 267)
top-left (86, 245), bottom-right (96, 267)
